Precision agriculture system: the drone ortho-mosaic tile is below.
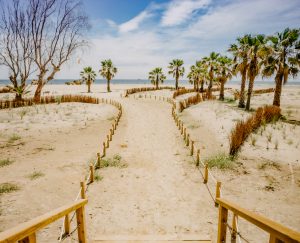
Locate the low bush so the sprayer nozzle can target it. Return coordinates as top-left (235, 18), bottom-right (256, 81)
top-left (204, 153), bottom-right (236, 169)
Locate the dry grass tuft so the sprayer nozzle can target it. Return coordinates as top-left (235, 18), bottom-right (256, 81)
top-left (229, 105), bottom-right (281, 155)
top-left (0, 183), bottom-right (19, 194)
top-left (0, 159), bottom-right (14, 167)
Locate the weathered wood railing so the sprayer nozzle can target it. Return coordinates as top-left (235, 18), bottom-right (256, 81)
top-left (0, 199), bottom-right (88, 243)
top-left (216, 198), bottom-right (300, 243)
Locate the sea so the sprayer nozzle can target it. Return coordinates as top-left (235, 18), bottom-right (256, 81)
top-left (0, 79), bottom-right (300, 86)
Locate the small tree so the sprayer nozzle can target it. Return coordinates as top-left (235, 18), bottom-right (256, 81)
top-left (262, 28), bottom-right (299, 107)
top-left (80, 67), bottom-right (96, 93)
top-left (28, 0), bottom-right (89, 102)
top-left (168, 59), bottom-right (185, 90)
top-left (203, 52), bottom-right (220, 98)
top-left (148, 67), bottom-right (166, 89)
top-left (216, 56), bottom-right (233, 101)
top-left (99, 59), bottom-right (117, 92)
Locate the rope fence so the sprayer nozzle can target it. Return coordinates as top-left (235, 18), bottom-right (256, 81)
top-left (57, 98), bottom-right (123, 242)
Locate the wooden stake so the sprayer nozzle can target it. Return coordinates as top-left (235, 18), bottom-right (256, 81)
top-left (215, 181), bottom-right (221, 207)
top-left (64, 214), bottom-right (70, 235)
top-left (76, 205), bottom-right (87, 243)
top-left (190, 141), bottom-right (194, 156)
top-left (102, 142), bottom-right (106, 157)
top-left (186, 134), bottom-right (190, 146)
top-left (181, 125), bottom-right (184, 135)
top-left (109, 129), bottom-right (113, 141)
top-left (90, 164), bottom-right (94, 183)
top-left (204, 164), bottom-right (208, 184)
top-left (196, 149), bottom-right (200, 166)
top-left (106, 136), bottom-right (109, 148)
top-left (184, 128), bottom-right (187, 140)
top-left (97, 153), bottom-right (101, 168)
top-left (80, 181), bottom-right (86, 199)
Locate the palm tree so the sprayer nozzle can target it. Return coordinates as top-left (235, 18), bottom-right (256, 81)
top-left (245, 34), bottom-right (268, 110)
top-left (228, 35), bottom-right (251, 108)
top-left (99, 59), bottom-right (117, 92)
top-left (262, 28), bottom-right (300, 107)
top-left (148, 67), bottom-right (166, 89)
top-left (216, 56), bottom-right (233, 100)
top-left (187, 65), bottom-right (200, 91)
top-left (168, 59), bottom-right (185, 90)
top-left (202, 52), bottom-right (220, 98)
top-left (80, 67), bottom-right (96, 93)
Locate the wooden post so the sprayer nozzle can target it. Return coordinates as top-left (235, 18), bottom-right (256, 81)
top-left (64, 214), bottom-right (70, 235)
top-left (186, 134), bottom-right (190, 146)
top-left (190, 141), bottom-right (194, 156)
top-left (80, 181), bottom-right (86, 199)
top-left (184, 128), bottom-right (186, 140)
top-left (217, 205), bottom-right (228, 243)
top-left (76, 205), bottom-right (87, 243)
top-left (19, 233), bottom-right (37, 243)
top-left (111, 125), bottom-right (114, 134)
top-left (204, 164), bottom-right (208, 184)
top-left (89, 164), bottom-right (94, 183)
top-left (102, 142), bottom-right (106, 157)
top-left (97, 153), bottom-right (101, 168)
top-left (109, 129), bottom-right (113, 141)
top-left (181, 125), bottom-right (184, 135)
top-left (269, 235), bottom-right (284, 243)
top-left (231, 214), bottom-right (237, 243)
top-left (196, 149), bottom-right (200, 166)
top-left (215, 181), bottom-right (221, 207)
top-left (106, 135), bottom-right (109, 148)
top-left (178, 121), bottom-right (181, 130)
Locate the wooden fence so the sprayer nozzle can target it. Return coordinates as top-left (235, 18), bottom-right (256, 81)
top-left (0, 199), bottom-right (88, 243)
top-left (0, 95), bottom-right (100, 109)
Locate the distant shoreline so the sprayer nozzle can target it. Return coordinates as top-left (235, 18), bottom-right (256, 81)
top-left (0, 79), bottom-right (300, 86)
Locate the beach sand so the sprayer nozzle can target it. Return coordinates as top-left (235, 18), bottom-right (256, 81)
top-left (0, 83), bottom-right (299, 242)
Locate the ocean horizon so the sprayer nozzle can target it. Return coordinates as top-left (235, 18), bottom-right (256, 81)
top-left (1, 79), bottom-right (300, 86)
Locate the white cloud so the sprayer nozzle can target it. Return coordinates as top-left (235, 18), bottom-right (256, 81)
top-left (1, 0), bottom-right (299, 80)
top-left (161, 0), bottom-right (211, 27)
top-left (119, 10), bottom-right (152, 33)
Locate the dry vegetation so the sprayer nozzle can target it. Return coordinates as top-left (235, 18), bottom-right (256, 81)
top-left (229, 105), bottom-right (281, 155)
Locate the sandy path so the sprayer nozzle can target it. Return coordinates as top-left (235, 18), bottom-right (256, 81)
top-left (87, 97), bottom-right (216, 241)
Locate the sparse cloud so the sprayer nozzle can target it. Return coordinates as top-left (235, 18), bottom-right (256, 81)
top-left (0, 0), bottom-right (299, 79)
top-left (161, 0), bottom-right (211, 27)
top-left (119, 10), bottom-right (152, 33)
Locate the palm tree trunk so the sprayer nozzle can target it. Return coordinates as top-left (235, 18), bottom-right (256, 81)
top-left (245, 76), bottom-right (254, 111)
top-left (219, 81), bottom-right (225, 101)
top-left (193, 81), bottom-right (197, 91)
top-left (238, 70), bottom-right (247, 108)
top-left (208, 79), bottom-right (213, 98)
top-left (88, 81), bottom-right (91, 93)
top-left (156, 81), bottom-right (159, 89)
top-left (15, 93), bottom-right (22, 101)
top-left (273, 72), bottom-right (283, 107)
top-left (107, 79), bottom-right (111, 92)
top-left (200, 81), bottom-right (204, 92)
top-left (175, 77), bottom-right (179, 90)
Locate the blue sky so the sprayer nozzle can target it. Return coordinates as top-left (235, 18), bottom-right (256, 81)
top-left (0, 0), bottom-right (300, 79)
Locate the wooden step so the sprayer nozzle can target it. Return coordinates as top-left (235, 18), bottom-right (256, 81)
top-left (92, 234), bottom-right (211, 243)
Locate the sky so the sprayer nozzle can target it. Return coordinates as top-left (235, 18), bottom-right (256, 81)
top-left (0, 0), bottom-right (300, 80)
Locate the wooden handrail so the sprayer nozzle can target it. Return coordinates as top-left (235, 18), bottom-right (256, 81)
top-left (0, 199), bottom-right (88, 243)
top-left (216, 198), bottom-right (300, 243)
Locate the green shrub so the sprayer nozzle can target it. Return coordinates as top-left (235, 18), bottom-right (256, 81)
top-left (204, 153), bottom-right (236, 170)
top-left (0, 183), bottom-right (19, 194)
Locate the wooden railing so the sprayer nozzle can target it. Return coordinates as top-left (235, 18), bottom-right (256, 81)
top-left (216, 198), bottom-right (300, 243)
top-left (0, 199), bottom-right (88, 243)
